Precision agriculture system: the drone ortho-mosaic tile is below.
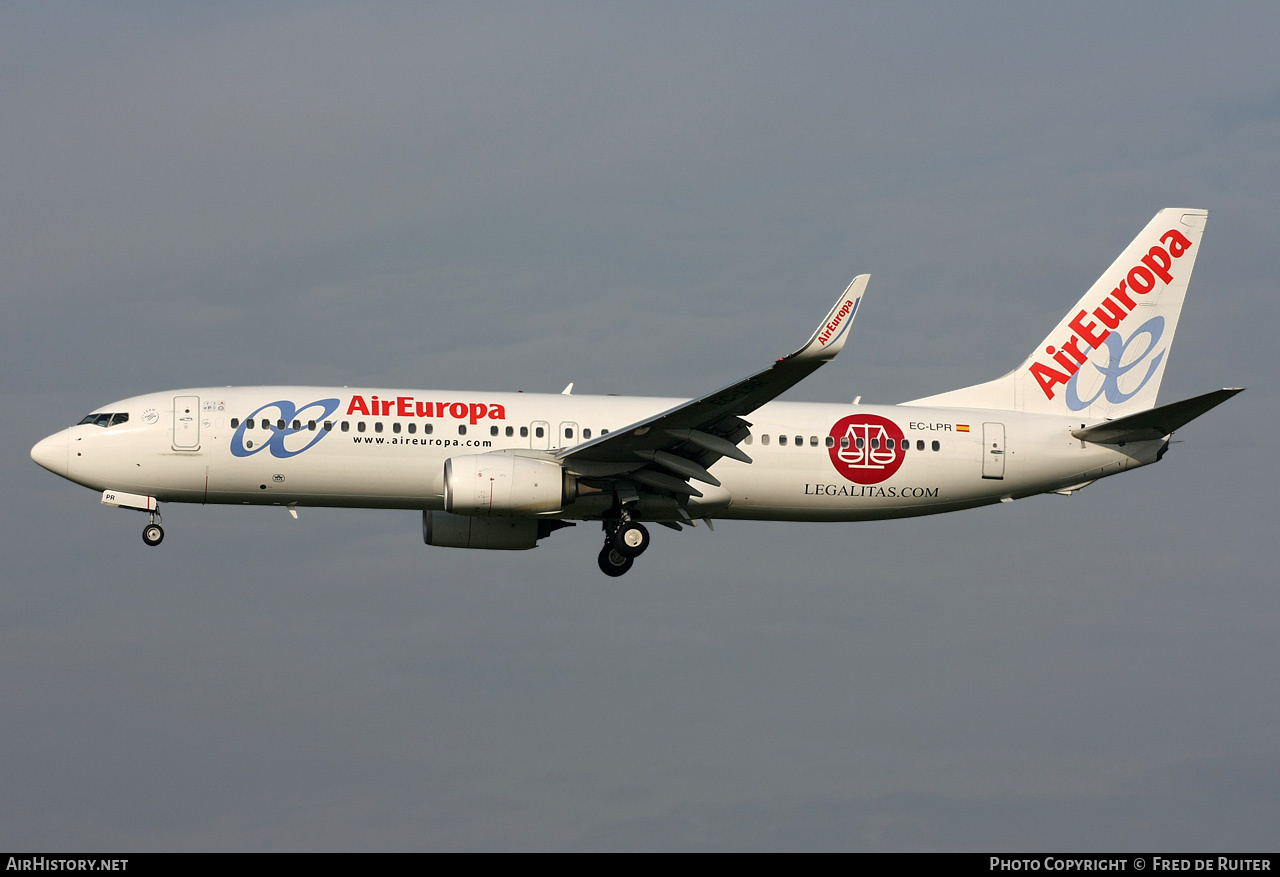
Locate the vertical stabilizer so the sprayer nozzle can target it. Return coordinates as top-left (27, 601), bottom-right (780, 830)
top-left (904, 208), bottom-right (1208, 419)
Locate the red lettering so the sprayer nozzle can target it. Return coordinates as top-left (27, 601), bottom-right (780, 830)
top-left (1068, 310), bottom-right (1110, 349)
top-left (1161, 228), bottom-right (1192, 258)
top-left (1127, 265), bottom-right (1156, 294)
top-left (1093, 297), bottom-right (1127, 329)
top-left (1060, 336), bottom-right (1091, 366)
top-left (1141, 245), bottom-right (1174, 284)
top-left (1033, 227), bottom-right (1196, 405)
top-left (348, 395), bottom-right (506, 420)
top-left (1111, 281), bottom-right (1135, 310)
top-left (1030, 361), bottom-right (1072, 399)
top-left (1049, 346), bottom-right (1080, 376)
top-left (819, 299), bottom-right (854, 344)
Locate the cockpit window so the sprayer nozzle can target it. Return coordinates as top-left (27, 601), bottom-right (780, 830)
top-left (78, 412), bottom-right (129, 427)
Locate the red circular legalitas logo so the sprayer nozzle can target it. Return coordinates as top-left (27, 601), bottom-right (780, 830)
top-left (827, 414), bottom-right (906, 484)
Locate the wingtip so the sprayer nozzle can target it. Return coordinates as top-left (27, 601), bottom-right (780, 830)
top-left (790, 274), bottom-right (869, 362)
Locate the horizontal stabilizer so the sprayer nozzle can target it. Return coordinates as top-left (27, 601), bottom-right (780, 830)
top-left (1072, 388), bottom-right (1243, 444)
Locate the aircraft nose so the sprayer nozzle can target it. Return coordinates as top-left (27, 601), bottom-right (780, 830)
top-left (31, 431), bottom-right (68, 477)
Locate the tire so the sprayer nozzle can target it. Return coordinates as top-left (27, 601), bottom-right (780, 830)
top-left (613, 521), bottom-right (649, 558)
top-left (597, 545), bottom-right (634, 577)
top-left (142, 524), bottom-right (164, 546)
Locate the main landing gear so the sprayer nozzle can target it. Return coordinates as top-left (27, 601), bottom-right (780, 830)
top-left (597, 544), bottom-right (633, 577)
top-left (597, 514), bottom-right (651, 577)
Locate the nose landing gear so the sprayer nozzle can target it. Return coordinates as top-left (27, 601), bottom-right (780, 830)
top-left (141, 508), bottom-right (164, 547)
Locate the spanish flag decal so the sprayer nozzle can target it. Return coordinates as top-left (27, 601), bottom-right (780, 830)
top-left (956, 424), bottom-right (971, 433)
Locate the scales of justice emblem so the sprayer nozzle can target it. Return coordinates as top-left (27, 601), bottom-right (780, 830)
top-left (826, 414), bottom-right (906, 485)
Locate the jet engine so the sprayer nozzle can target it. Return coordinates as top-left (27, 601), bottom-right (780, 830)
top-left (443, 454), bottom-right (576, 516)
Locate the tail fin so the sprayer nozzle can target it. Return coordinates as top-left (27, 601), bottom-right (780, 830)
top-left (904, 208), bottom-right (1208, 419)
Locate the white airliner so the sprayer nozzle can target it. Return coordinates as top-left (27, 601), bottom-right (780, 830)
top-left (32, 208), bottom-right (1241, 576)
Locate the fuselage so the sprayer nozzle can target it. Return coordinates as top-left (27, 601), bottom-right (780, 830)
top-left (31, 386), bottom-right (1165, 523)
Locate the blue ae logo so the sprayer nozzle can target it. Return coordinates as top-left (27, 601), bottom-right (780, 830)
top-left (1065, 316), bottom-right (1166, 411)
top-left (230, 399), bottom-right (341, 459)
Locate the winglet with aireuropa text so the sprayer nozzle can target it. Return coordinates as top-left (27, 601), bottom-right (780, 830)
top-left (788, 274), bottom-right (868, 363)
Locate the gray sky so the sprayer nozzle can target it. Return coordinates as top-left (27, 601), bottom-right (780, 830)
top-left (3, 2), bottom-right (1277, 851)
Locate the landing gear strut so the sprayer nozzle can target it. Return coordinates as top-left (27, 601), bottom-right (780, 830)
top-left (597, 509), bottom-right (651, 576)
top-left (142, 509), bottom-right (164, 547)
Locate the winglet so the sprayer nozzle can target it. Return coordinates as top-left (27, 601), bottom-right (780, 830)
top-left (788, 274), bottom-right (869, 363)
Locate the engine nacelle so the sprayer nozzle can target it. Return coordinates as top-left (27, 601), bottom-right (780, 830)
top-left (444, 454), bottom-right (575, 516)
top-left (422, 511), bottom-right (541, 550)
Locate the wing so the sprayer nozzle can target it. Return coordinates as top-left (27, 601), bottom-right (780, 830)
top-left (558, 275), bottom-right (869, 506)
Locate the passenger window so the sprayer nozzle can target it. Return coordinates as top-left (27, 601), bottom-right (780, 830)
top-left (424, 424), bottom-right (433, 435)
top-left (308, 420), bottom-right (316, 431)
top-left (809, 436), bottom-right (818, 447)
top-left (795, 436), bottom-right (803, 447)
top-left (324, 421), bottom-right (333, 432)
top-left (583, 428), bottom-right (592, 439)
top-left (261, 419), bottom-right (270, 430)
top-left (917, 440), bottom-right (924, 451)
top-left (856, 437), bottom-right (865, 449)
top-left (408, 423), bottom-right (416, 434)
top-left (458, 425), bottom-right (466, 435)
top-left (341, 421), bottom-right (349, 432)
top-left (886, 439), bottom-right (894, 450)
top-left (277, 419), bottom-right (286, 430)
top-left (779, 435), bottom-right (787, 446)
top-left (932, 440), bottom-right (940, 452)
top-left (392, 422), bottom-right (401, 434)
top-left (490, 426), bottom-right (499, 436)
top-left (601, 428), bottom-right (609, 435)
top-left (520, 426), bottom-right (528, 438)
top-left (871, 438), bottom-right (879, 449)
top-left (358, 422), bottom-right (366, 433)
top-left (505, 426), bottom-right (514, 437)
top-left (744, 434), bottom-right (753, 445)
top-left (375, 422), bottom-right (383, 433)
top-left (840, 436), bottom-right (849, 449)
top-left (535, 426), bottom-right (544, 438)
top-left (761, 434), bottom-right (770, 446)
top-left (825, 436), bottom-right (835, 448)
top-left (231, 418), bottom-right (240, 428)
top-left (292, 420), bottom-right (300, 431)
